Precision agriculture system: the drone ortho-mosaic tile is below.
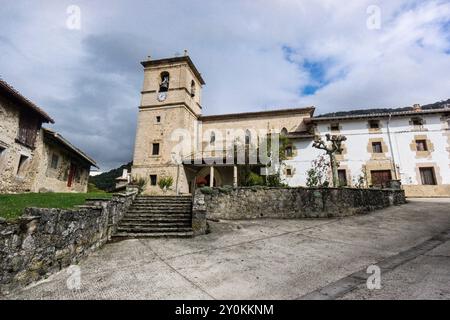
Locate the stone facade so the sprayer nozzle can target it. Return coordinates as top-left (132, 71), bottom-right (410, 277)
top-left (131, 55), bottom-right (314, 195)
top-left (194, 187), bottom-right (406, 220)
top-left (132, 56), bottom-right (203, 195)
top-left (0, 80), bottom-right (96, 193)
top-left (0, 94), bottom-right (42, 193)
top-left (0, 191), bottom-right (137, 295)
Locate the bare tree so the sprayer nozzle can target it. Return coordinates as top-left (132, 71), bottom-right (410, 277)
top-left (312, 134), bottom-right (347, 187)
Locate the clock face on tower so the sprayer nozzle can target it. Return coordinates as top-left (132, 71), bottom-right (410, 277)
top-left (157, 92), bottom-right (167, 102)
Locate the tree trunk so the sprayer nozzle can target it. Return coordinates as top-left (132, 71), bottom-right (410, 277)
top-left (329, 153), bottom-right (339, 187)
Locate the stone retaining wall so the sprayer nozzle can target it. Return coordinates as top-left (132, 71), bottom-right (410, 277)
top-left (0, 191), bottom-right (137, 295)
top-left (194, 187), bottom-right (406, 220)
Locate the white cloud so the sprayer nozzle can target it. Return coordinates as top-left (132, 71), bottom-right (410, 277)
top-left (0, 0), bottom-right (449, 169)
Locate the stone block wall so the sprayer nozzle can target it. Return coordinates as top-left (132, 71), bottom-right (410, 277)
top-left (0, 191), bottom-right (136, 295)
top-left (194, 187), bottom-right (406, 220)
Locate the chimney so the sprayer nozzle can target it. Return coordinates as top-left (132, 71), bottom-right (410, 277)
top-left (413, 104), bottom-right (422, 112)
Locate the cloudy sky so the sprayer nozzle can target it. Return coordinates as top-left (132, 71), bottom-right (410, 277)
top-left (1, 0), bottom-right (449, 170)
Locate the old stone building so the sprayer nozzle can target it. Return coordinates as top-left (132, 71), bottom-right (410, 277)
top-left (285, 106), bottom-right (450, 197)
top-left (0, 79), bottom-right (97, 193)
top-left (131, 54), bottom-right (450, 197)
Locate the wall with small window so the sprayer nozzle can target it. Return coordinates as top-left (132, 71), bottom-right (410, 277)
top-left (31, 137), bottom-right (91, 193)
top-left (0, 96), bottom-right (43, 193)
top-left (409, 134), bottom-right (434, 158)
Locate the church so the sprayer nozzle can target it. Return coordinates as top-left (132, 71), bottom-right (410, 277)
top-left (131, 54), bottom-right (450, 198)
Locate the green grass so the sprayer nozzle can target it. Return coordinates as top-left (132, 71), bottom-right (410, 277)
top-left (0, 193), bottom-right (113, 221)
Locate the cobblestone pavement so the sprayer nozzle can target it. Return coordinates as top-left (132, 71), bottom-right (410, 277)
top-left (6, 198), bottom-right (450, 300)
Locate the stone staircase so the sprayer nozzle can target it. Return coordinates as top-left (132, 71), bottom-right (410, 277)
top-left (112, 196), bottom-right (193, 239)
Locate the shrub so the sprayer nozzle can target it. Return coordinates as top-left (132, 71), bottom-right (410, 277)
top-left (218, 185), bottom-right (233, 194)
top-left (131, 176), bottom-right (147, 194)
top-left (158, 176), bottom-right (174, 191)
top-left (265, 173), bottom-right (288, 187)
top-left (246, 172), bottom-right (265, 186)
top-left (200, 186), bottom-right (213, 194)
top-left (306, 155), bottom-right (329, 187)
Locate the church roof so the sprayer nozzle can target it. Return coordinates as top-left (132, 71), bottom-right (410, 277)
top-left (199, 106), bottom-right (315, 121)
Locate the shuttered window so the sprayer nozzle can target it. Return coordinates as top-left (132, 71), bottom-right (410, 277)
top-left (416, 140), bottom-right (428, 151)
top-left (338, 169), bottom-right (347, 186)
top-left (372, 142), bottom-right (383, 153)
top-left (152, 143), bottom-right (160, 156)
top-left (17, 113), bottom-right (39, 148)
top-left (285, 146), bottom-right (293, 157)
top-left (419, 167), bottom-right (437, 185)
top-left (50, 154), bottom-right (59, 169)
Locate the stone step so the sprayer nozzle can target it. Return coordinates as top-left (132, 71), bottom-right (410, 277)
top-left (112, 231), bottom-right (193, 238)
top-left (135, 197), bottom-right (192, 201)
top-left (126, 210), bottom-right (191, 215)
top-left (121, 218), bottom-right (192, 224)
top-left (133, 199), bottom-right (192, 203)
top-left (117, 227), bottom-right (192, 233)
top-left (135, 199), bottom-right (191, 201)
top-left (112, 196), bottom-right (193, 240)
top-left (119, 222), bottom-right (191, 228)
top-left (133, 199), bottom-right (192, 204)
top-left (134, 197), bottom-right (192, 200)
top-left (124, 213), bottom-right (191, 217)
top-left (128, 206), bottom-right (191, 211)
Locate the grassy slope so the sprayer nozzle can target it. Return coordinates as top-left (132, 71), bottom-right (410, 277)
top-left (0, 193), bottom-right (112, 220)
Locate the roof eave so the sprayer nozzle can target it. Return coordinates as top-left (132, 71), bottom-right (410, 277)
top-left (43, 128), bottom-right (98, 168)
top-left (0, 79), bottom-right (55, 123)
top-left (311, 108), bottom-right (450, 122)
top-left (199, 106), bottom-right (315, 121)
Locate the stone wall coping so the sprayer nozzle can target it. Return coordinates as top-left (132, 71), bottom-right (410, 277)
top-left (112, 191), bottom-right (138, 197)
top-left (75, 205), bottom-right (103, 210)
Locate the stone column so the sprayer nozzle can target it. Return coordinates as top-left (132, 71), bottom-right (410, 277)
top-left (192, 189), bottom-right (207, 236)
top-left (233, 165), bottom-right (238, 187)
top-left (210, 166), bottom-right (214, 187)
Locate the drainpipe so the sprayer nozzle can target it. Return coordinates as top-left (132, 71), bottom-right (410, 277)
top-left (176, 163), bottom-right (180, 196)
top-left (386, 113), bottom-right (399, 180)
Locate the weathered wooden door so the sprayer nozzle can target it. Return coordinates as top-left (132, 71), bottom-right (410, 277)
top-left (67, 163), bottom-right (77, 187)
top-left (370, 170), bottom-right (392, 188)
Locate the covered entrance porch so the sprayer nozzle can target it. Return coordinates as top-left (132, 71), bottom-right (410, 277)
top-left (183, 162), bottom-right (265, 194)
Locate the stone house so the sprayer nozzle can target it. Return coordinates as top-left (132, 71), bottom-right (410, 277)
top-left (131, 54), bottom-right (450, 197)
top-left (0, 79), bottom-right (97, 193)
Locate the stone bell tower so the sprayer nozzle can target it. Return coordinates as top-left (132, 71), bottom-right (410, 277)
top-left (131, 53), bottom-right (205, 194)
